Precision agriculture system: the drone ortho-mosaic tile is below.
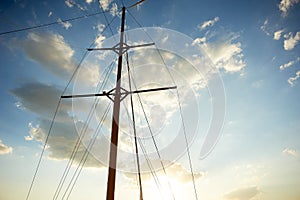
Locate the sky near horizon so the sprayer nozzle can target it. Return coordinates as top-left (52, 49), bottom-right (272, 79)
top-left (0, 0), bottom-right (300, 200)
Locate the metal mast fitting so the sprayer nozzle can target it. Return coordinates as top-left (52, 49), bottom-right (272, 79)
top-left (61, 5), bottom-right (177, 200)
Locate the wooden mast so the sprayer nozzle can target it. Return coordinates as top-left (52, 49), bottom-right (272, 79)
top-left (106, 6), bottom-right (126, 200)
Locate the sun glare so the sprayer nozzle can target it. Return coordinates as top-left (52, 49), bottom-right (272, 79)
top-left (146, 175), bottom-right (185, 200)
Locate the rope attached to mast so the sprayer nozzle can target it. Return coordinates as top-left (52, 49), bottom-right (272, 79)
top-left (125, 51), bottom-right (144, 200)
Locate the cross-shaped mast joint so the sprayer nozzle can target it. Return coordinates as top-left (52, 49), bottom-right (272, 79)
top-left (87, 42), bottom-right (155, 56)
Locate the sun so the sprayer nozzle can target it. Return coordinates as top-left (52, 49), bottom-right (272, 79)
top-left (146, 175), bottom-right (185, 200)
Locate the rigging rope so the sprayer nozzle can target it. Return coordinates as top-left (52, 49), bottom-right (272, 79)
top-left (0, 10), bottom-right (113, 36)
top-left (25, 14), bottom-right (118, 200)
top-left (64, 103), bottom-right (112, 200)
top-left (176, 92), bottom-right (199, 200)
top-left (25, 98), bottom-right (62, 200)
top-left (134, 86), bottom-right (176, 200)
top-left (53, 60), bottom-right (116, 200)
top-left (125, 51), bottom-right (144, 200)
top-left (98, 0), bottom-right (118, 43)
top-left (153, 47), bottom-right (200, 200)
top-left (25, 48), bottom-right (90, 200)
top-left (52, 13), bottom-right (118, 198)
top-left (121, 98), bottom-right (164, 198)
top-left (122, 50), bottom-right (164, 199)
top-left (125, 46), bottom-right (176, 200)
top-left (127, 9), bottom-right (200, 200)
top-left (63, 60), bottom-right (115, 199)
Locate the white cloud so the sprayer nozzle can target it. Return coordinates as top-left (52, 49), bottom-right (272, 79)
top-left (14, 81), bottom-right (194, 169)
top-left (0, 139), bottom-right (13, 155)
top-left (280, 60), bottom-right (294, 70)
top-left (196, 36), bottom-right (246, 73)
top-left (273, 29), bottom-right (284, 40)
top-left (251, 80), bottom-right (264, 88)
top-left (65, 0), bottom-right (86, 11)
top-left (65, 0), bottom-right (74, 8)
top-left (129, 47), bottom-right (209, 93)
top-left (99, 0), bottom-right (112, 11)
top-left (93, 24), bottom-right (112, 60)
top-left (283, 148), bottom-right (298, 157)
top-left (192, 37), bottom-right (206, 45)
top-left (124, 160), bottom-right (204, 183)
top-left (161, 35), bottom-right (169, 44)
top-left (14, 32), bottom-right (99, 86)
top-left (11, 82), bottom-right (72, 120)
top-left (199, 17), bottom-right (219, 30)
top-left (195, 20), bottom-right (246, 73)
top-left (284, 31), bottom-right (300, 50)
top-left (26, 118), bottom-right (105, 167)
top-left (57, 18), bottom-right (72, 30)
top-left (163, 161), bottom-right (203, 182)
top-left (224, 186), bottom-right (260, 200)
top-left (10, 27), bottom-right (226, 171)
top-left (13, 81), bottom-right (195, 170)
top-left (16, 32), bottom-right (75, 78)
top-left (279, 57), bottom-right (300, 70)
top-left (260, 19), bottom-right (270, 36)
top-left (110, 3), bottom-right (119, 17)
top-left (11, 82), bottom-right (105, 122)
top-left (279, 0), bottom-right (299, 17)
top-left (288, 70), bottom-right (300, 86)
top-left (86, 0), bottom-right (93, 4)
top-left (97, 23), bottom-right (105, 32)
top-left (94, 24), bottom-right (106, 48)
top-left (11, 82), bottom-right (110, 167)
top-left (95, 34), bottom-right (106, 48)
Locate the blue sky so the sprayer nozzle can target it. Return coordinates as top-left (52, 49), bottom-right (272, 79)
top-left (0, 0), bottom-right (300, 200)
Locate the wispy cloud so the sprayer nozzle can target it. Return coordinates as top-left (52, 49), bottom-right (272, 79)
top-left (124, 160), bottom-right (204, 183)
top-left (279, 0), bottom-right (299, 17)
top-left (110, 3), bottom-right (120, 17)
top-left (11, 82), bottom-right (111, 167)
top-left (96, 23), bottom-right (105, 32)
top-left (192, 37), bottom-right (206, 45)
top-left (14, 32), bottom-right (75, 78)
top-left (65, 0), bottom-right (74, 8)
top-left (251, 80), bottom-right (264, 88)
top-left (12, 82), bottom-right (201, 170)
top-left (279, 57), bottom-right (300, 70)
top-left (65, 0), bottom-right (86, 11)
top-left (199, 17), bottom-right (219, 31)
top-left (57, 18), bottom-right (72, 30)
top-left (10, 27), bottom-right (224, 170)
top-left (288, 70), bottom-right (300, 86)
top-left (280, 60), bottom-right (295, 70)
top-left (284, 31), bottom-right (300, 50)
top-left (11, 83), bottom-right (71, 120)
top-left (11, 81), bottom-right (179, 169)
top-left (99, 0), bottom-right (112, 11)
top-left (27, 118), bottom-right (106, 167)
top-left (224, 186), bottom-right (260, 200)
top-left (194, 34), bottom-right (246, 73)
top-left (0, 139), bottom-right (13, 155)
top-left (273, 29), bottom-right (285, 40)
top-left (260, 19), bottom-right (270, 36)
top-left (13, 32), bottom-right (99, 86)
top-left (282, 148), bottom-right (298, 157)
